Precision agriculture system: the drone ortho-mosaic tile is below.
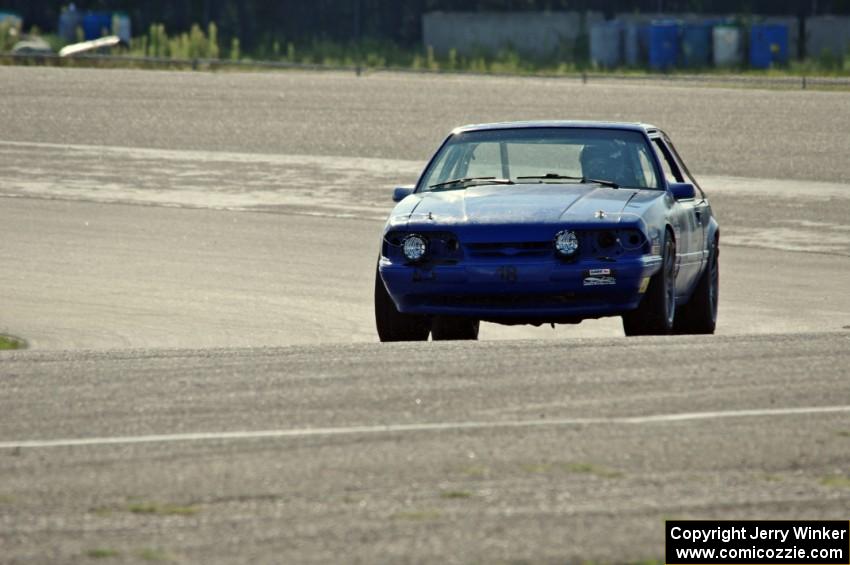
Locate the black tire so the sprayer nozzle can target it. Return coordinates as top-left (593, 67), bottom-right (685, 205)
top-left (374, 267), bottom-right (430, 342)
top-left (622, 233), bottom-right (677, 336)
top-left (673, 236), bottom-right (719, 335)
top-left (431, 316), bottom-right (480, 341)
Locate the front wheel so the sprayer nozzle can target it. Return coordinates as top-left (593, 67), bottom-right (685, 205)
top-left (374, 267), bottom-right (430, 342)
top-left (622, 234), bottom-right (676, 336)
top-left (431, 316), bottom-right (479, 341)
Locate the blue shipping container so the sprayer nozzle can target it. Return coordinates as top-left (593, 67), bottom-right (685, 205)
top-left (750, 24), bottom-right (789, 69)
top-left (649, 21), bottom-right (680, 70)
top-left (82, 12), bottom-right (112, 40)
top-left (681, 23), bottom-right (712, 67)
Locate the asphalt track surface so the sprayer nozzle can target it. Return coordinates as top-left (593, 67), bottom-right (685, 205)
top-left (1, 67), bottom-right (849, 564)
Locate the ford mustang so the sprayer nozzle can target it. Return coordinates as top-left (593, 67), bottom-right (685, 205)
top-left (375, 121), bottom-right (719, 340)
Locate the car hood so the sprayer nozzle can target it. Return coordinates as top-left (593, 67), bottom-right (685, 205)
top-left (393, 184), bottom-right (656, 227)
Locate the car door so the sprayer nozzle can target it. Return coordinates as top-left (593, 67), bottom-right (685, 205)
top-left (664, 135), bottom-right (711, 268)
top-left (649, 135), bottom-right (703, 296)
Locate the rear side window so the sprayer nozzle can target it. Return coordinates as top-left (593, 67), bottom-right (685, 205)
top-left (652, 138), bottom-right (684, 185)
top-left (664, 137), bottom-right (704, 198)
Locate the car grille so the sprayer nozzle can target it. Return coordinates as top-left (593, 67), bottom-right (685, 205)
top-left (465, 241), bottom-right (552, 258)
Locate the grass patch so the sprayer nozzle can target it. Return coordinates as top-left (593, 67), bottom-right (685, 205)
top-left (127, 502), bottom-right (200, 516)
top-left (521, 461), bottom-right (622, 478)
top-left (392, 509), bottom-right (442, 521)
top-left (0, 335), bottom-right (24, 350)
top-left (837, 430), bottom-right (850, 438)
top-left (820, 475), bottom-right (850, 489)
top-left (565, 462), bottom-right (622, 478)
top-left (460, 464), bottom-right (490, 478)
top-left (138, 548), bottom-right (173, 562)
top-left (440, 490), bottom-right (473, 499)
top-left (85, 548), bottom-right (121, 559)
top-left (89, 506), bottom-right (113, 517)
top-left (521, 462), bottom-right (554, 474)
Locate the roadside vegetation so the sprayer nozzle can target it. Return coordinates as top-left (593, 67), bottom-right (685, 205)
top-left (4, 20), bottom-right (850, 80)
top-left (85, 548), bottom-right (121, 559)
top-left (84, 547), bottom-right (175, 562)
top-left (126, 501), bottom-right (200, 516)
top-left (820, 474), bottom-right (850, 489)
top-left (0, 20), bottom-right (20, 52)
top-left (0, 335), bottom-right (24, 350)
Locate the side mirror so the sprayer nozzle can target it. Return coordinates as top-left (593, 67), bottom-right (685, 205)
top-left (392, 185), bottom-right (415, 202)
top-left (669, 182), bottom-right (695, 201)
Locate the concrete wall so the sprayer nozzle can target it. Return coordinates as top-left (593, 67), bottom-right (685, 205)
top-left (807, 15), bottom-right (850, 58)
top-left (422, 11), bottom-right (603, 58)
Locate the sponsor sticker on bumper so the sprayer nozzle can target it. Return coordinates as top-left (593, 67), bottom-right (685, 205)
top-left (583, 269), bottom-right (616, 286)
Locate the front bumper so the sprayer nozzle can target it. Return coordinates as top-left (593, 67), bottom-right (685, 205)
top-left (379, 255), bottom-right (662, 322)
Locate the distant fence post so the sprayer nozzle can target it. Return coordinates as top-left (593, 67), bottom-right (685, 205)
top-left (353, 0), bottom-right (362, 76)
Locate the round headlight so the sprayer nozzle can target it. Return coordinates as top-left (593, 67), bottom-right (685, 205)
top-left (402, 234), bottom-right (428, 262)
top-left (554, 230), bottom-right (579, 257)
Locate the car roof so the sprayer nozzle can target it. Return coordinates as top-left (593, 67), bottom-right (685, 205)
top-left (452, 120), bottom-right (660, 135)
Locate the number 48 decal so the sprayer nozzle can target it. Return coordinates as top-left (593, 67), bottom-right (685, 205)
top-left (496, 266), bottom-right (518, 282)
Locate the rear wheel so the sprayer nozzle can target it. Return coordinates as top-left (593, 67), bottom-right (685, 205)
top-left (431, 316), bottom-right (480, 341)
top-left (622, 233), bottom-right (676, 336)
top-left (374, 267), bottom-right (430, 342)
top-left (674, 236), bottom-right (719, 334)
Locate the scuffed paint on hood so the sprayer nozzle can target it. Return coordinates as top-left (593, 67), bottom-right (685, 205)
top-left (391, 184), bottom-right (664, 228)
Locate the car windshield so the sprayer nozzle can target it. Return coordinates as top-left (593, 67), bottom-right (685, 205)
top-left (419, 127), bottom-right (662, 191)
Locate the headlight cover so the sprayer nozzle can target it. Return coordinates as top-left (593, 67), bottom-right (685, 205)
top-left (402, 234), bottom-right (429, 262)
top-left (554, 229), bottom-right (579, 258)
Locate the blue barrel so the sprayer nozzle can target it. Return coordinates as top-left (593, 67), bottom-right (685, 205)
top-left (623, 22), bottom-right (642, 66)
top-left (58, 7), bottom-right (82, 42)
top-left (750, 24), bottom-right (789, 69)
top-left (649, 21), bottom-right (680, 70)
top-left (113, 12), bottom-right (131, 43)
top-left (590, 21), bottom-right (623, 68)
top-left (639, 25), bottom-right (652, 64)
top-left (681, 23), bottom-right (712, 67)
top-left (713, 24), bottom-right (743, 66)
top-left (82, 12), bottom-right (112, 40)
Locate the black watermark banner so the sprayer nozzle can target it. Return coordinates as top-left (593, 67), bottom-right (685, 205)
top-left (666, 521), bottom-right (850, 564)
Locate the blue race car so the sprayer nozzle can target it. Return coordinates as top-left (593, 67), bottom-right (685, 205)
top-left (375, 121), bottom-right (719, 341)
